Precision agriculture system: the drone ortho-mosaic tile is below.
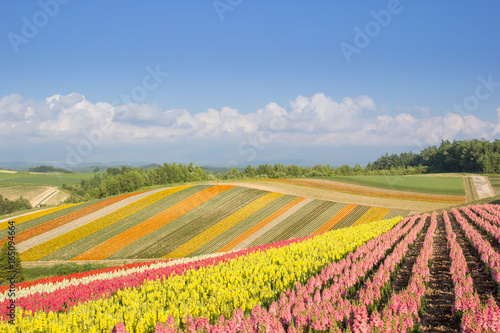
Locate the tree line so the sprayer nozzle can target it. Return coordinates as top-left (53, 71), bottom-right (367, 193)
top-left (28, 165), bottom-right (73, 173)
top-left (62, 162), bottom-right (423, 202)
top-left (63, 163), bottom-right (209, 202)
top-left (0, 195), bottom-right (31, 215)
top-left (370, 139), bottom-right (500, 173)
top-left (61, 139), bottom-right (500, 202)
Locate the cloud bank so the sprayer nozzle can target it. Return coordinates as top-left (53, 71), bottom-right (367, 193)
top-left (0, 92), bottom-right (499, 165)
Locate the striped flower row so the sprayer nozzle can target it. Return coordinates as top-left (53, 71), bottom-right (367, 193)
top-left (0, 251), bottom-right (234, 301)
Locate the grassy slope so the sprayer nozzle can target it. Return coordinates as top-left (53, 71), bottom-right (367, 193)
top-left (0, 172), bottom-right (98, 186)
top-left (488, 176), bottom-right (500, 195)
top-left (321, 175), bottom-right (465, 196)
top-left (0, 185), bottom-right (50, 201)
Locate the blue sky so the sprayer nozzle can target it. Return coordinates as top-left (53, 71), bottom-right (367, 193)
top-left (1, 1), bottom-right (500, 168)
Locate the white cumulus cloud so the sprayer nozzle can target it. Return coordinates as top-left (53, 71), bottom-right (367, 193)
top-left (0, 93), bottom-right (499, 156)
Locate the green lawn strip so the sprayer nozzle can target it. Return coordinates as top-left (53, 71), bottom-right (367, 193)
top-left (331, 205), bottom-right (371, 230)
top-left (0, 184), bottom-right (43, 197)
top-left (488, 176), bottom-right (500, 194)
top-left (465, 177), bottom-right (474, 201)
top-left (383, 208), bottom-right (410, 220)
top-left (115, 187), bottom-right (266, 259)
top-left (247, 199), bottom-right (324, 248)
top-left (470, 177), bottom-right (480, 200)
top-left (0, 173), bottom-right (22, 180)
top-left (20, 263), bottom-right (110, 283)
top-left (465, 176), bottom-right (479, 201)
top-left (39, 185), bottom-right (208, 261)
top-left (320, 175), bottom-right (466, 196)
top-left (189, 195), bottom-right (299, 256)
top-left (9, 200), bottom-right (100, 235)
top-left (0, 173), bottom-right (98, 186)
top-left (271, 201), bottom-right (335, 242)
top-left (288, 202), bottom-right (347, 239)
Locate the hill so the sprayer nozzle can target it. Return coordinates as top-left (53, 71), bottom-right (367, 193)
top-left (1, 185), bottom-right (410, 262)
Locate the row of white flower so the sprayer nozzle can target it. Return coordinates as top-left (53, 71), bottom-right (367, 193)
top-left (1, 251), bottom-right (234, 301)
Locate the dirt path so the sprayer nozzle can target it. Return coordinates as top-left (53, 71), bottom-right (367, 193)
top-left (30, 187), bottom-right (58, 207)
top-left (421, 215), bottom-right (459, 332)
top-left (472, 176), bottom-right (495, 199)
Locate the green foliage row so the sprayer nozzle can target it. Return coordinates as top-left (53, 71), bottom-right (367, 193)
top-left (20, 263), bottom-right (107, 283)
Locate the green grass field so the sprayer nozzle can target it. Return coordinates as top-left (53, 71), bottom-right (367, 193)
top-left (322, 175), bottom-right (466, 196)
top-left (0, 173), bottom-right (19, 180)
top-left (488, 176), bottom-right (500, 195)
top-left (0, 172), bottom-right (98, 186)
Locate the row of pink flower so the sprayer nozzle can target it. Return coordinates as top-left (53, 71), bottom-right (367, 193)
top-left (461, 206), bottom-right (500, 245)
top-left (114, 214), bottom-right (426, 332)
top-left (452, 208), bottom-right (500, 284)
top-left (355, 213), bottom-right (428, 310)
top-left (349, 211), bottom-right (437, 332)
top-left (353, 212), bottom-right (437, 332)
top-left (470, 205), bottom-right (500, 228)
top-left (443, 209), bottom-right (500, 332)
top-left (0, 235), bottom-right (313, 321)
top-left (271, 214), bottom-right (425, 331)
top-left (482, 204), bottom-right (500, 223)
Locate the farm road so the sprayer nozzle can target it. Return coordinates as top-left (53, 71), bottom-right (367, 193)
top-left (472, 176), bottom-right (495, 199)
top-left (30, 187), bottom-right (59, 207)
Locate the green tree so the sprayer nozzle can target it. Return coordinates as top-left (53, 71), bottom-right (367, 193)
top-left (244, 165), bottom-right (257, 178)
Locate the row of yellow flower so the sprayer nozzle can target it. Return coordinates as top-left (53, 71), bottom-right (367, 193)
top-left (0, 204), bottom-right (80, 232)
top-left (352, 206), bottom-right (391, 227)
top-left (20, 186), bottom-right (193, 261)
top-left (4, 216), bottom-right (403, 332)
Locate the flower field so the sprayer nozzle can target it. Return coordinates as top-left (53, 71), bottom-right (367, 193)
top-left (1, 216), bottom-right (402, 332)
top-left (5, 185), bottom-right (410, 261)
top-left (2, 202), bottom-right (500, 332)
